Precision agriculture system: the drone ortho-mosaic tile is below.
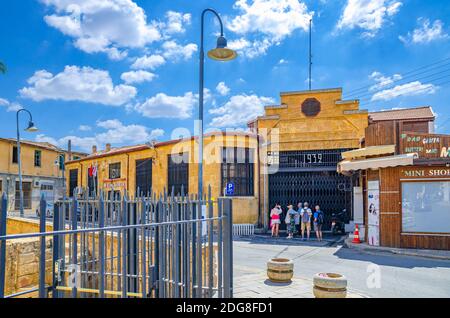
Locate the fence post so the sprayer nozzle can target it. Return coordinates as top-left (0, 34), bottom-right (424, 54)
top-left (0, 193), bottom-right (7, 298)
top-left (99, 194), bottom-right (105, 298)
top-left (71, 196), bottom-right (78, 298)
top-left (39, 194), bottom-right (46, 298)
top-left (52, 202), bottom-right (60, 298)
top-left (222, 198), bottom-right (233, 298)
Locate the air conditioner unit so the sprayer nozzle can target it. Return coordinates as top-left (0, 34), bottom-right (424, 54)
top-left (33, 180), bottom-right (41, 188)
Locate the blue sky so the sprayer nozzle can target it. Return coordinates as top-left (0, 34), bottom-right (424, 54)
top-left (1, 0), bottom-right (450, 152)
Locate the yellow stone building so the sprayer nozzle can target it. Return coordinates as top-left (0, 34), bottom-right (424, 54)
top-left (0, 138), bottom-right (86, 215)
top-left (249, 88), bottom-right (368, 228)
top-left (64, 132), bottom-right (259, 224)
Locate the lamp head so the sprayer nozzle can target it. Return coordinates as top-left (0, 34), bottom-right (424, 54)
top-left (25, 121), bottom-right (38, 132)
top-left (207, 36), bottom-right (237, 62)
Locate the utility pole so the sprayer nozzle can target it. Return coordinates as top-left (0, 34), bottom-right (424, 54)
top-left (309, 18), bottom-right (312, 91)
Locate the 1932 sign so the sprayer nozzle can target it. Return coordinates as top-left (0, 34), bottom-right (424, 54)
top-left (400, 133), bottom-right (450, 159)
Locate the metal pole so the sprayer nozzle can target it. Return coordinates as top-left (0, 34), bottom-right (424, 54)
top-left (17, 112), bottom-right (24, 217)
top-left (39, 194), bottom-right (46, 298)
top-left (0, 193), bottom-right (7, 298)
top-left (309, 18), bottom-right (312, 91)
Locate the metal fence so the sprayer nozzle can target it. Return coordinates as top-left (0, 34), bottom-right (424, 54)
top-left (0, 186), bottom-right (233, 298)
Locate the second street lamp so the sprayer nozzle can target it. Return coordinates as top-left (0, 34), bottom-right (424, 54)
top-left (198, 8), bottom-right (237, 202)
top-left (16, 109), bottom-right (38, 217)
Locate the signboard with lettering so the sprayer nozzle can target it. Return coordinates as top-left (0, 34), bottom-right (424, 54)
top-left (401, 168), bottom-right (450, 179)
top-left (400, 133), bottom-right (450, 159)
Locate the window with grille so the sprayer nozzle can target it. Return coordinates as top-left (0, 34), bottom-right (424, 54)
top-left (136, 158), bottom-right (152, 196)
top-left (168, 153), bottom-right (189, 195)
top-left (221, 147), bottom-right (254, 197)
top-left (109, 163), bottom-right (121, 180)
top-left (87, 173), bottom-right (98, 197)
top-left (12, 146), bottom-right (18, 164)
top-left (69, 169), bottom-right (78, 196)
top-left (15, 181), bottom-right (32, 210)
top-left (34, 150), bottom-right (42, 167)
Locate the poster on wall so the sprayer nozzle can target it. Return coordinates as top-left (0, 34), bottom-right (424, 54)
top-left (367, 181), bottom-right (380, 246)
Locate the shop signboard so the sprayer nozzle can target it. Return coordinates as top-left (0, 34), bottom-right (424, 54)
top-left (367, 181), bottom-right (380, 246)
top-left (400, 133), bottom-right (450, 159)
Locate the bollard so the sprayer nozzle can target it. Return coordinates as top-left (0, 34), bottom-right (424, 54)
top-left (313, 273), bottom-right (347, 298)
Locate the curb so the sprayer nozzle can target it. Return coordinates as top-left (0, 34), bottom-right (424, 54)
top-left (343, 239), bottom-right (450, 261)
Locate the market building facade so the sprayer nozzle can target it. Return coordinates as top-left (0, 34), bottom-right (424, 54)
top-left (339, 107), bottom-right (450, 250)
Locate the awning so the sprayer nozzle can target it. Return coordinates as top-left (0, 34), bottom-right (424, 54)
top-left (341, 145), bottom-right (396, 160)
top-left (338, 153), bottom-right (418, 173)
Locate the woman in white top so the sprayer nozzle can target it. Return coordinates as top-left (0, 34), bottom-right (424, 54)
top-left (270, 203), bottom-right (282, 237)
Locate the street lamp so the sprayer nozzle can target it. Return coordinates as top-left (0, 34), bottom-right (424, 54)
top-left (16, 109), bottom-right (38, 217)
top-left (198, 8), bottom-right (237, 202)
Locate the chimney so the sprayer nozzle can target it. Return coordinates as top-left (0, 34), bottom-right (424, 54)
top-left (105, 143), bottom-right (111, 152)
top-left (68, 140), bottom-right (72, 161)
top-left (92, 145), bottom-right (98, 154)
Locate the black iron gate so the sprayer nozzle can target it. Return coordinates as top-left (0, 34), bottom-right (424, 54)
top-left (268, 149), bottom-right (354, 231)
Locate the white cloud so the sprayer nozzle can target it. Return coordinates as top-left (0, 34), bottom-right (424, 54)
top-left (41, 0), bottom-right (161, 60)
top-left (0, 98), bottom-right (23, 112)
top-left (337, 0), bottom-right (402, 37)
top-left (163, 11), bottom-right (191, 35)
top-left (20, 65), bottom-right (137, 106)
top-left (78, 125), bottom-right (92, 131)
top-left (131, 54), bottom-right (166, 70)
top-left (36, 119), bottom-right (164, 152)
top-left (226, 0), bottom-right (312, 58)
top-left (121, 70), bottom-right (156, 84)
top-left (209, 94), bottom-right (275, 128)
top-left (371, 81), bottom-right (437, 101)
top-left (369, 71), bottom-right (402, 91)
top-left (216, 82), bottom-right (230, 96)
top-left (227, 0), bottom-right (312, 41)
top-left (161, 41), bottom-right (197, 61)
top-left (134, 92), bottom-right (197, 120)
top-left (399, 18), bottom-right (449, 45)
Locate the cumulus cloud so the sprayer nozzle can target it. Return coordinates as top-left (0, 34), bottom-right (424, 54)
top-left (78, 125), bottom-right (92, 131)
top-left (0, 98), bottom-right (23, 112)
top-left (369, 71), bottom-right (402, 91)
top-left (337, 0), bottom-right (402, 37)
top-left (20, 66), bottom-right (137, 106)
top-left (131, 54), bottom-right (166, 70)
top-left (41, 0), bottom-right (161, 60)
top-left (399, 18), bottom-right (449, 45)
top-left (161, 41), bottom-right (197, 61)
top-left (371, 81), bottom-right (437, 101)
top-left (36, 119), bottom-right (164, 152)
top-left (121, 70), bottom-right (156, 84)
top-left (163, 11), bottom-right (191, 35)
top-left (209, 94), bottom-right (275, 128)
top-left (226, 0), bottom-right (313, 58)
top-left (216, 82), bottom-right (230, 96)
top-left (134, 92), bottom-right (198, 120)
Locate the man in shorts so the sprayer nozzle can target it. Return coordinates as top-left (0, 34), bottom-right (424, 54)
top-left (300, 202), bottom-right (312, 241)
top-left (314, 205), bottom-right (324, 242)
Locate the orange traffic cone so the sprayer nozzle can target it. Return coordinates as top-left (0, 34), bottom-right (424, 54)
top-left (352, 225), bottom-right (361, 244)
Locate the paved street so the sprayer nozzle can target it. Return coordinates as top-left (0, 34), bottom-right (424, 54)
top-left (233, 236), bottom-right (450, 298)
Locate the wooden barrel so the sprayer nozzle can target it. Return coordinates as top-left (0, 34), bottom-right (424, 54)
top-left (267, 258), bottom-right (294, 283)
top-left (313, 273), bottom-right (347, 298)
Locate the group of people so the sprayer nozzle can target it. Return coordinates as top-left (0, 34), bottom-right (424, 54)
top-left (270, 202), bottom-right (325, 241)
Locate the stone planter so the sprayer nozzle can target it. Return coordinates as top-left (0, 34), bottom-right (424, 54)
top-left (267, 258), bottom-right (294, 283)
top-left (313, 273), bottom-right (347, 298)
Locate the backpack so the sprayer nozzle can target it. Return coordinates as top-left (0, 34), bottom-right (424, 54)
top-left (301, 209), bottom-right (310, 223)
top-left (317, 211), bottom-right (324, 225)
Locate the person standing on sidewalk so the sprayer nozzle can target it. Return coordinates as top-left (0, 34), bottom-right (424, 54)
top-left (300, 202), bottom-right (312, 241)
top-left (285, 204), bottom-right (298, 239)
top-left (313, 205), bottom-right (324, 242)
top-left (270, 203), bottom-right (282, 237)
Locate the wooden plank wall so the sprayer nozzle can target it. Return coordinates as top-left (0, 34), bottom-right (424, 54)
top-left (379, 168), bottom-right (401, 247)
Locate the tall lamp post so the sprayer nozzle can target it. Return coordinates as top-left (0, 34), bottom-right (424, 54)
top-left (16, 109), bottom-right (38, 217)
top-left (198, 8), bottom-right (237, 201)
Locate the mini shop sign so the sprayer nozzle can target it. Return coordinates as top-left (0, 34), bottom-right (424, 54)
top-left (403, 169), bottom-right (450, 178)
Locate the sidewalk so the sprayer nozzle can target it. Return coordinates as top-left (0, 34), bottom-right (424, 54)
top-left (234, 272), bottom-right (366, 298)
top-left (235, 234), bottom-right (344, 247)
top-left (344, 237), bottom-right (450, 260)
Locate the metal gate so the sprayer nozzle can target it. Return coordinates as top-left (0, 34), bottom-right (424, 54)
top-left (268, 149), bottom-right (354, 230)
top-left (0, 186), bottom-right (233, 298)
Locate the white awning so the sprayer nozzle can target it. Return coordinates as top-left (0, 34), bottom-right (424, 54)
top-left (341, 145), bottom-right (396, 160)
top-left (338, 153), bottom-right (417, 173)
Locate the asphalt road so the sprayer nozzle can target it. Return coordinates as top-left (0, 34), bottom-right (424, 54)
top-left (233, 237), bottom-right (450, 298)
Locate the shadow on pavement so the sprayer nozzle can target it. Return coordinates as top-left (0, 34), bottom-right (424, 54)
top-left (263, 279), bottom-right (293, 287)
top-left (334, 245), bottom-right (450, 269)
top-left (233, 234), bottom-right (344, 248)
